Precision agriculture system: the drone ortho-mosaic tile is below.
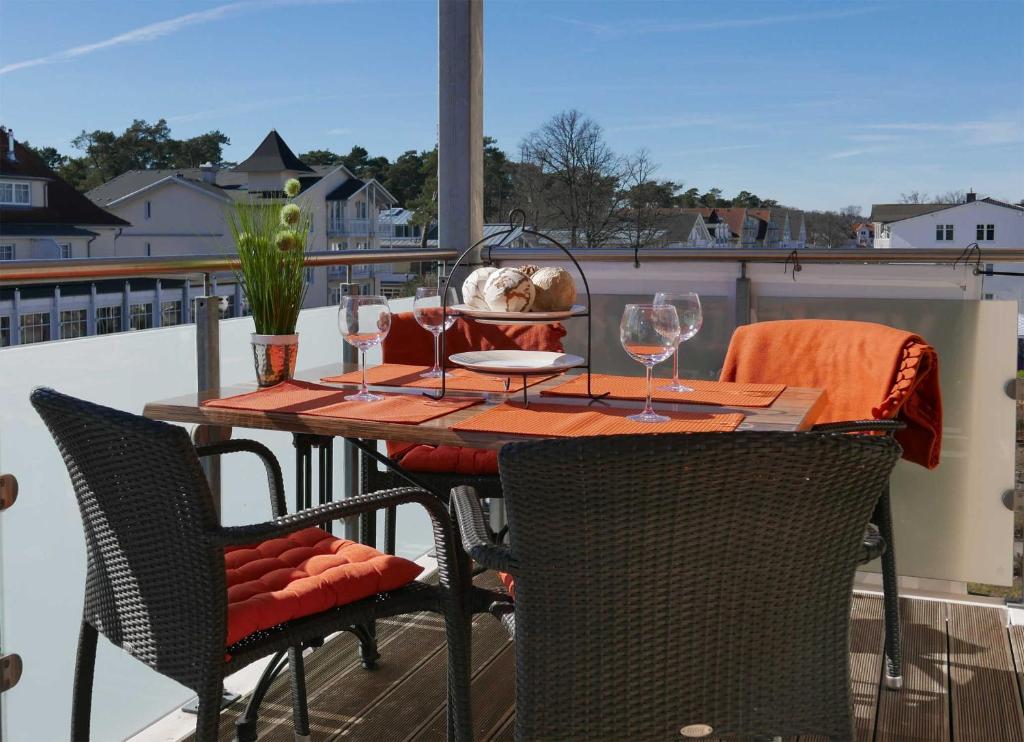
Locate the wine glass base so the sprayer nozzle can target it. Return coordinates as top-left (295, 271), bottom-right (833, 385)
top-left (419, 368), bottom-right (443, 378)
top-left (345, 391), bottom-right (384, 402)
top-left (627, 411), bottom-right (671, 424)
top-left (659, 382), bottom-right (695, 393)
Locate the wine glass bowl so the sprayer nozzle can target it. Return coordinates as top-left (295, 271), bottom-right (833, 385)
top-left (339, 295), bottom-right (391, 402)
top-left (653, 291), bottom-right (702, 393)
top-left (413, 287), bottom-right (458, 378)
top-left (620, 303), bottom-right (680, 423)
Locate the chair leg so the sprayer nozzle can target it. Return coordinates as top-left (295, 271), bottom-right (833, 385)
top-left (235, 651), bottom-right (289, 742)
top-left (288, 646), bottom-right (311, 741)
top-left (71, 620), bottom-right (98, 742)
top-left (876, 487), bottom-right (903, 689)
top-left (349, 624), bottom-right (380, 669)
top-left (194, 678), bottom-right (224, 742)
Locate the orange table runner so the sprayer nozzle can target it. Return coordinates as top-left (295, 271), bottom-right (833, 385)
top-left (541, 373), bottom-right (785, 408)
top-left (322, 363), bottom-right (554, 393)
top-left (451, 402), bottom-right (744, 437)
top-left (203, 379), bottom-right (481, 424)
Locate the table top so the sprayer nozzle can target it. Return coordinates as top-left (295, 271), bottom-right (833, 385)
top-left (143, 364), bottom-right (828, 448)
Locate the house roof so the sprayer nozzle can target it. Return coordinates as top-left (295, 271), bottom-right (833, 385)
top-left (325, 177), bottom-right (366, 201)
top-left (233, 130), bottom-right (314, 173)
top-left (0, 127), bottom-right (129, 229)
top-left (868, 203), bottom-right (953, 223)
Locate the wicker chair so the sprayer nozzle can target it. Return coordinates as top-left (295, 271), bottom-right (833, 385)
top-left (452, 432), bottom-right (902, 742)
top-left (31, 388), bottom-right (471, 742)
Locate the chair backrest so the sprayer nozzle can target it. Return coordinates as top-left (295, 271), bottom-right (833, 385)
top-left (498, 431), bottom-right (900, 741)
top-left (31, 387), bottom-right (226, 689)
top-left (383, 311), bottom-right (565, 366)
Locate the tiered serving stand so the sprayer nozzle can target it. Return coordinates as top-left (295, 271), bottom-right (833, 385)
top-left (426, 209), bottom-right (607, 407)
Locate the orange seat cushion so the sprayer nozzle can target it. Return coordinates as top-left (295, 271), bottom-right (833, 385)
top-left (389, 442), bottom-right (499, 475)
top-left (224, 527), bottom-right (423, 646)
top-left (499, 572), bottom-right (515, 598)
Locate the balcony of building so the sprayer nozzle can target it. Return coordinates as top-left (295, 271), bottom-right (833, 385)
top-left (2, 245), bottom-right (1024, 741)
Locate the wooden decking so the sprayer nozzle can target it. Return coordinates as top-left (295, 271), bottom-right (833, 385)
top-left (199, 589), bottom-right (1024, 742)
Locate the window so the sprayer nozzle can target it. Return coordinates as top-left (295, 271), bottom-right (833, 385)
top-left (328, 286), bottom-right (343, 305)
top-left (880, 224), bottom-right (891, 239)
top-left (0, 244), bottom-right (13, 261)
top-left (935, 224), bottom-right (954, 241)
top-left (0, 316), bottom-right (9, 347)
top-left (144, 200), bottom-right (152, 219)
top-left (95, 306), bottom-right (122, 334)
top-left (380, 284), bottom-right (405, 299)
top-left (59, 309), bottom-right (87, 339)
top-left (19, 312), bottom-right (50, 344)
top-left (161, 300), bottom-right (182, 326)
top-left (0, 181), bottom-right (31, 205)
top-left (356, 200), bottom-right (368, 219)
top-left (130, 303), bottom-right (153, 330)
top-left (58, 243), bottom-right (71, 259)
top-left (976, 224), bottom-right (995, 241)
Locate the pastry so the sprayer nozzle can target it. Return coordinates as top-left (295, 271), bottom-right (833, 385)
top-left (531, 267), bottom-right (577, 311)
top-left (462, 266), bottom-right (497, 309)
top-left (483, 268), bottom-right (535, 312)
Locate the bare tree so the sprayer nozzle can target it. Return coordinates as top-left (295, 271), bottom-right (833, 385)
top-left (520, 110), bottom-right (623, 246)
top-left (899, 191), bottom-right (929, 204)
top-left (619, 149), bottom-right (677, 249)
top-left (933, 190), bottom-right (967, 204)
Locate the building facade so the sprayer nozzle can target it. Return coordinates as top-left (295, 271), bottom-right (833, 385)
top-left (870, 193), bottom-right (1024, 249)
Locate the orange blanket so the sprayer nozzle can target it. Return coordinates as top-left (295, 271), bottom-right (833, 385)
top-left (384, 312), bottom-right (566, 474)
top-left (719, 319), bottom-right (942, 468)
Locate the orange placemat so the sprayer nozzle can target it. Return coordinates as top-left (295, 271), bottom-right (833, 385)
top-left (451, 402), bottom-right (744, 437)
top-left (203, 379), bottom-right (481, 424)
top-left (321, 363), bottom-right (554, 393)
top-left (541, 373), bottom-right (785, 408)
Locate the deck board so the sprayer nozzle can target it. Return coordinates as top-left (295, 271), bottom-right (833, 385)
top-left (875, 599), bottom-right (949, 742)
top-left (948, 601), bottom-right (1024, 741)
top-left (202, 592), bottom-right (1024, 742)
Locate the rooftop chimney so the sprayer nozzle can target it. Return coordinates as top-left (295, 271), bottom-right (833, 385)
top-left (199, 162), bottom-right (218, 184)
top-left (966, 190), bottom-right (976, 203)
top-left (6, 128), bottom-right (15, 162)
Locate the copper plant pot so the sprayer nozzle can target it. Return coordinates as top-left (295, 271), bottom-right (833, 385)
top-left (251, 333), bottom-right (299, 387)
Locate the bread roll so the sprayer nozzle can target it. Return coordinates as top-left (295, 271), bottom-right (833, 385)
top-left (462, 266), bottom-right (497, 309)
top-left (531, 267), bottom-right (577, 311)
top-left (483, 268), bottom-right (535, 312)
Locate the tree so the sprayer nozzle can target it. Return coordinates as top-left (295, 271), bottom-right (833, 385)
top-left (483, 137), bottom-right (514, 222)
top-left (408, 148), bottom-right (439, 248)
top-left (385, 149), bottom-right (429, 207)
top-left (21, 142), bottom-right (66, 171)
top-left (899, 191), bottom-right (928, 204)
top-left (933, 190), bottom-right (967, 204)
top-left (299, 149), bottom-right (343, 165)
top-left (699, 188), bottom-right (723, 208)
top-left (678, 187), bottom-right (701, 208)
top-left (803, 209), bottom-right (860, 248)
top-left (618, 149), bottom-right (676, 249)
top-left (519, 109), bottom-right (623, 246)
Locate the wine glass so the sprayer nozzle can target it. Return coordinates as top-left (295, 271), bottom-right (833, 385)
top-left (653, 291), bottom-right (702, 393)
top-left (620, 303), bottom-right (681, 423)
top-left (338, 295), bottom-right (391, 402)
top-left (413, 286), bottom-right (458, 378)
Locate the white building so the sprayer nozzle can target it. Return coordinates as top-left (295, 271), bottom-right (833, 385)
top-left (870, 193), bottom-right (1024, 249)
top-left (87, 130), bottom-right (405, 304)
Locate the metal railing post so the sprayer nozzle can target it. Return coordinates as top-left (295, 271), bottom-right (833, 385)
top-left (336, 281), bottom-right (362, 541)
top-left (735, 261), bottom-right (751, 327)
top-left (195, 291), bottom-right (222, 518)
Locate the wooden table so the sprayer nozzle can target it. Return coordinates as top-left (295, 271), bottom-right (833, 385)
top-left (144, 363), bottom-right (828, 447)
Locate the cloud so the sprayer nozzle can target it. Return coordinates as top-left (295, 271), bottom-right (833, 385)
top-left (553, 6), bottom-right (878, 38)
top-left (860, 119), bottom-right (1023, 145)
top-left (823, 147), bottom-right (888, 161)
top-left (0, 0), bottom-right (349, 75)
top-left (672, 144), bottom-right (758, 157)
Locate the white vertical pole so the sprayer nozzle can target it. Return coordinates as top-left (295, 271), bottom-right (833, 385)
top-left (438, 0), bottom-right (484, 261)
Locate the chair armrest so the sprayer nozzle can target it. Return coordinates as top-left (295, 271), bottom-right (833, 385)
top-left (195, 439), bottom-right (286, 517)
top-left (812, 419), bottom-right (906, 435)
top-left (213, 486), bottom-right (449, 547)
top-left (450, 486), bottom-right (517, 574)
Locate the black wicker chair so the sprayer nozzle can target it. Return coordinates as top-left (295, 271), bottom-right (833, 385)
top-left (31, 388), bottom-right (472, 742)
top-left (452, 432), bottom-right (902, 742)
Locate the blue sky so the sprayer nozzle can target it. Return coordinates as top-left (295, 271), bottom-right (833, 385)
top-left (0, 0), bottom-right (1022, 212)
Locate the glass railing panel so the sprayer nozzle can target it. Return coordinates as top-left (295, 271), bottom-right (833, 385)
top-left (0, 300), bottom-right (430, 741)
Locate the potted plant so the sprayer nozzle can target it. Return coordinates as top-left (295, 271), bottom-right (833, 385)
top-left (228, 178), bottom-right (310, 386)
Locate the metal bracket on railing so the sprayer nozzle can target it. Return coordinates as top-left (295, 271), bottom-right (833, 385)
top-left (953, 243), bottom-right (983, 275)
top-left (783, 250), bottom-right (802, 281)
top-left (0, 473), bottom-right (17, 511)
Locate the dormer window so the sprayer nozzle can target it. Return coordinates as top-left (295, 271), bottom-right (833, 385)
top-left (0, 181), bottom-right (30, 205)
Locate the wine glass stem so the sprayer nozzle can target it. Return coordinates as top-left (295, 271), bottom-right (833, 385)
top-left (360, 350), bottom-right (368, 395)
top-left (644, 363), bottom-right (655, 416)
top-left (673, 342), bottom-right (681, 386)
top-left (432, 331), bottom-right (441, 374)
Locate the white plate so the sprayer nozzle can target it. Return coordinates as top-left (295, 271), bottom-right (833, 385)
top-left (448, 350), bottom-right (585, 375)
top-left (448, 304), bottom-right (587, 321)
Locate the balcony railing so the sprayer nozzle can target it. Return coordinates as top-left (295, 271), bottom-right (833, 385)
top-left (2, 245), bottom-right (1023, 739)
top-left (327, 217), bottom-right (375, 236)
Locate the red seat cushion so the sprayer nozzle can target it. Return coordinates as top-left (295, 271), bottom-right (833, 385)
top-left (499, 572), bottom-right (515, 598)
top-left (389, 443), bottom-right (499, 475)
top-left (224, 527), bottom-right (423, 646)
